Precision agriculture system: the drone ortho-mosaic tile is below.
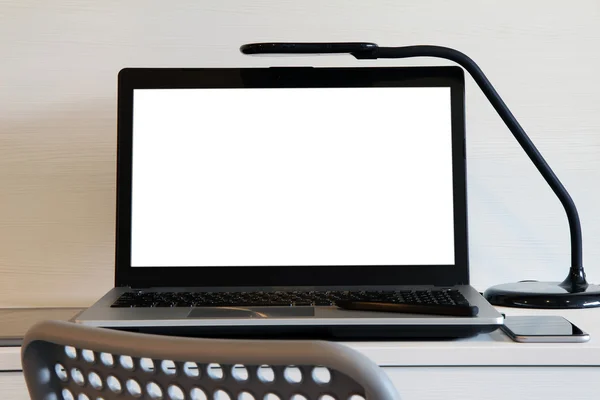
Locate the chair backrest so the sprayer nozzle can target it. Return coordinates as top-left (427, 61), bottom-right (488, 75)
top-left (21, 320), bottom-right (401, 400)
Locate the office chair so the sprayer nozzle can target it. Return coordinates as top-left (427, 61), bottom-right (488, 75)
top-left (21, 320), bottom-right (401, 400)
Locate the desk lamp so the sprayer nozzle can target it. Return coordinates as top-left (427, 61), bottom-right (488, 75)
top-left (240, 42), bottom-right (600, 309)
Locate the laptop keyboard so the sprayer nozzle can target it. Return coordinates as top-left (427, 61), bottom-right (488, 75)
top-left (110, 289), bottom-right (470, 308)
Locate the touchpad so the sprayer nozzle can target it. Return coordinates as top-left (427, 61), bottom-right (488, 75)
top-left (187, 307), bottom-right (315, 319)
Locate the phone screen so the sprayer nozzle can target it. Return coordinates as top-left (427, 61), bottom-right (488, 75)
top-left (503, 316), bottom-right (586, 337)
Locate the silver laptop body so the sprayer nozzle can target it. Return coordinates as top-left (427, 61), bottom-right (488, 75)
top-left (76, 66), bottom-right (503, 339)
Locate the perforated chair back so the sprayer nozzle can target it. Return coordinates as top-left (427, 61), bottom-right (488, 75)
top-left (22, 320), bottom-right (401, 400)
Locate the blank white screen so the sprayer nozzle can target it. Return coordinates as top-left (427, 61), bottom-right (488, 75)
top-left (131, 87), bottom-right (455, 267)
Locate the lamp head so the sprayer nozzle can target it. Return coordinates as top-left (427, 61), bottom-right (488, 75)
top-left (240, 42), bottom-right (379, 58)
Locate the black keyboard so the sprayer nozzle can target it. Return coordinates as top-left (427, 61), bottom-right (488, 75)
top-left (111, 289), bottom-right (470, 308)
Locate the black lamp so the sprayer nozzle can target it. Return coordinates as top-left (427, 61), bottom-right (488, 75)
top-left (240, 42), bottom-right (600, 309)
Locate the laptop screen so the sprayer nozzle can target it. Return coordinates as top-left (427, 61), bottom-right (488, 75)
top-left (130, 86), bottom-right (455, 268)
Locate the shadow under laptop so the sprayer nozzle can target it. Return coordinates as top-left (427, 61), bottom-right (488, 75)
top-left (108, 324), bottom-right (490, 342)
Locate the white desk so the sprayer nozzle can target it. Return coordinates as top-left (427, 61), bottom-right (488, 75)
top-left (2, 307), bottom-right (599, 399)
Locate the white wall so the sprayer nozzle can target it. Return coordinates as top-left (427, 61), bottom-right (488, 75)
top-left (1, 0), bottom-right (599, 307)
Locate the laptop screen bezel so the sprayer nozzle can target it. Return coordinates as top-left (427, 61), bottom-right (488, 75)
top-left (115, 66), bottom-right (468, 288)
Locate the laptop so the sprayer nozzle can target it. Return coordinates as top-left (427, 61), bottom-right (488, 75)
top-left (75, 66), bottom-right (503, 339)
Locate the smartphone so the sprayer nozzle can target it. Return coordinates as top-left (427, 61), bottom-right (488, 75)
top-left (240, 42), bottom-right (378, 56)
top-left (501, 315), bottom-right (589, 343)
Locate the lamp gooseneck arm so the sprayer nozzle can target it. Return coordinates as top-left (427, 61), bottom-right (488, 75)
top-left (353, 45), bottom-right (585, 289)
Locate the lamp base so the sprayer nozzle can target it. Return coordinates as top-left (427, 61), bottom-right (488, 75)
top-left (483, 281), bottom-right (600, 309)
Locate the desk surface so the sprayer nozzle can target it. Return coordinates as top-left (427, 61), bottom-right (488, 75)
top-left (1, 306), bottom-right (599, 371)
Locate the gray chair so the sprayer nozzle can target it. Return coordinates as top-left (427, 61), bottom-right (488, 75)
top-left (21, 320), bottom-right (401, 400)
